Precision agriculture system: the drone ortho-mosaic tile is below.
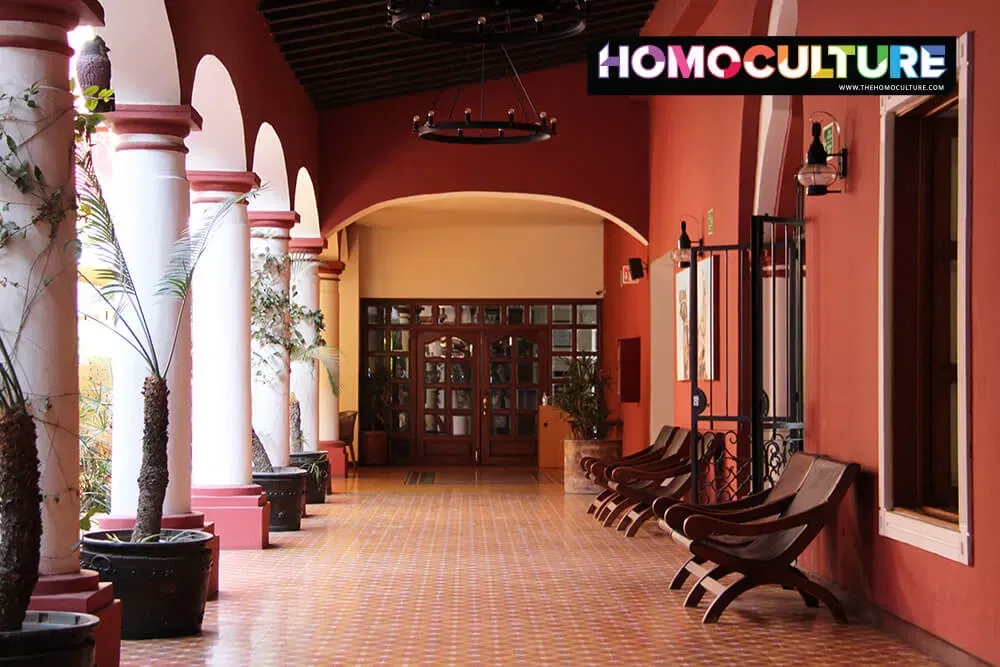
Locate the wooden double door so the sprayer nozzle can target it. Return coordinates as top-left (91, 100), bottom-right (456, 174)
top-left (416, 329), bottom-right (546, 465)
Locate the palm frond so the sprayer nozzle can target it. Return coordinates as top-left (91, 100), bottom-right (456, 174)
top-left (0, 333), bottom-right (26, 410)
top-left (291, 345), bottom-right (340, 398)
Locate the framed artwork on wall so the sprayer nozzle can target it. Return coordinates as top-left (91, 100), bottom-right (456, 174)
top-left (675, 256), bottom-right (715, 381)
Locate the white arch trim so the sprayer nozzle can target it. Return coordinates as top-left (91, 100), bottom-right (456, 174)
top-left (329, 191), bottom-right (649, 245)
top-left (187, 55), bottom-right (246, 172)
top-left (293, 167), bottom-right (321, 238)
top-left (753, 0), bottom-right (798, 216)
top-left (249, 122), bottom-right (290, 212)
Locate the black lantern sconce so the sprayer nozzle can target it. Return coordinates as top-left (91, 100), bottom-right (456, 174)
top-left (796, 112), bottom-right (848, 196)
top-left (670, 216), bottom-right (703, 268)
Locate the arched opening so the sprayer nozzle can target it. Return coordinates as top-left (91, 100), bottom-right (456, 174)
top-left (331, 192), bottom-right (644, 466)
top-left (187, 55), bottom-right (246, 171)
top-left (250, 122), bottom-right (290, 212)
top-left (293, 167), bottom-right (321, 239)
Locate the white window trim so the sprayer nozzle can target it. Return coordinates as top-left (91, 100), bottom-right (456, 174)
top-left (877, 33), bottom-right (973, 565)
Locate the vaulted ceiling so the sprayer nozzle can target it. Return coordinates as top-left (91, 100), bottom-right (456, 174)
top-left (257, 0), bottom-right (657, 110)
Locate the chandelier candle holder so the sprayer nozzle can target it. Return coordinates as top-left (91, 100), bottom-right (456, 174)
top-left (387, 0), bottom-right (589, 44)
top-left (412, 45), bottom-right (557, 145)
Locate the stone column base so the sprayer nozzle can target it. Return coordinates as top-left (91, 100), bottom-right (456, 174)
top-left (30, 571), bottom-right (122, 667)
top-left (96, 512), bottom-right (221, 600)
top-left (319, 440), bottom-right (347, 487)
top-left (192, 485), bottom-right (270, 550)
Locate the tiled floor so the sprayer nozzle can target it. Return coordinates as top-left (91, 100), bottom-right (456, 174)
top-left (120, 468), bottom-right (937, 666)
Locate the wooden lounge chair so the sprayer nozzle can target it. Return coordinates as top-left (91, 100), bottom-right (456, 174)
top-left (596, 431), bottom-right (717, 536)
top-left (584, 426), bottom-right (683, 516)
top-left (664, 454), bottom-right (859, 624)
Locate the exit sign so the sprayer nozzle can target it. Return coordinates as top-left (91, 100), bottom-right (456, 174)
top-left (822, 123), bottom-right (835, 155)
top-left (706, 208), bottom-right (715, 236)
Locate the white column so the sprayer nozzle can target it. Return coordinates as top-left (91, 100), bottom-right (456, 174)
top-left (249, 212), bottom-right (298, 467)
top-left (318, 261), bottom-right (344, 444)
top-left (188, 171), bottom-right (260, 486)
top-left (289, 239), bottom-right (324, 452)
top-left (0, 4), bottom-right (101, 574)
top-left (103, 106), bottom-right (198, 517)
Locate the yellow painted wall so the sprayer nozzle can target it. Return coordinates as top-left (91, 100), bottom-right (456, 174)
top-left (338, 228), bottom-right (361, 422)
top-left (356, 216), bottom-right (604, 299)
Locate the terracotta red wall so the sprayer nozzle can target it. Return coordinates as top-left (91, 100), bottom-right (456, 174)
top-left (602, 222), bottom-right (650, 455)
top-left (646, 0), bottom-right (770, 428)
top-left (316, 63), bottom-right (649, 237)
top-left (167, 0), bottom-right (319, 193)
top-left (795, 1), bottom-right (1000, 662)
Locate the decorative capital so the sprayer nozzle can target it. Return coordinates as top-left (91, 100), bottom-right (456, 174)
top-left (319, 260), bottom-right (346, 279)
top-left (103, 105), bottom-right (202, 139)
top-left (249, 211), bottom-right (299, 231)
top-left (289, 237), bottom-right (326, 255)
top-left (0, 0), bottom-right (104, 29)
top-left (188, 170), bottom-right (261, 195)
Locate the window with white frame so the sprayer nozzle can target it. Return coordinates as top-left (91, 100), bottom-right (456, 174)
top-left (877, 33), bottom-right (972, 564)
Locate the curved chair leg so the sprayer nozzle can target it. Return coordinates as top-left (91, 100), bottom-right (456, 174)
top-left (595, 495), bottom-right (622, 522)
top-left (703, 576), bottom-right (757, 624)
top-left (616, 502), bottom-right (648, 532)
top-left (670, 557), bottom-right (704, 590)
top-left (602, 498), bottom-right (635, 527)
top-left (790, 573), bottom-right (848, 623)
top-left (623, 505), bottom-right (654, 537)
top-left (587, 489), bottom-right (614, 514)
top-left (684, 565), bottom-right (732, 608)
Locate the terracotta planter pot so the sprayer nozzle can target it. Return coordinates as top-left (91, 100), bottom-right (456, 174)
top-left (563, 439), bottom-right (621, 494)
top-left (360, 431), bottom-right (388, 465)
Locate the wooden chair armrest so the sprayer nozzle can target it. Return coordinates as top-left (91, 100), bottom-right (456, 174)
top-left (611, 461), bottom-right (689, 484)
top-left (683, 503), bottom-right (830, 541)
top-left (662, 494), bottom-right (795, 533)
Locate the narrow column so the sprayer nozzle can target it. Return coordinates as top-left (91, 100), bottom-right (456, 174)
top-left (249, 211), bottom-right (298, 468)
top-left (188, 171), bottom-right (270, 550)
top-left (102, 106), bottom-right (199, 520)
top-left (1, 5), bottom-right (122, 666)
top-left (318, 261), bottom-right (347, 476)
top-left (289, 238), bottom-right (325, 452)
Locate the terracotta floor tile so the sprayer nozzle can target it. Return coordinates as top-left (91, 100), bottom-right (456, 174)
top-left (119, 468), bottom-right (939, 666)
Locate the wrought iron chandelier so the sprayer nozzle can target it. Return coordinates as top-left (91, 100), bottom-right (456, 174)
top-left (412, 45), bottom-right (557, 145)
top-left (387, 0), bottom-right (590, 44)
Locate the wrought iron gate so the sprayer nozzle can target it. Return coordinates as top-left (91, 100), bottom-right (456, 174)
top-left (683, 207), bottom-right (806, 504)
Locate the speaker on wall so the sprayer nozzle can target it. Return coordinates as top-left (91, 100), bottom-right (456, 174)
top-left (627, 257), bottom-right (645, 280)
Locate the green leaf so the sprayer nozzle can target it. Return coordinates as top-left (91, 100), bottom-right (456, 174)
top-left (83, 85), bottom-right (99, 97)
top-left (5, 134), bottom-right (16, 153)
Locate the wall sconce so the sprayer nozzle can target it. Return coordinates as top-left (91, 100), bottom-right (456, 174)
top-left (669, 217), bottom-right (703, 268)
top-left (796, 111), bottom-right (848, 196)
top-left (626, 257), bottom-right (647, 281)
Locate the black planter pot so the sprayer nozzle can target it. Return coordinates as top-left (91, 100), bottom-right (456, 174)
top-left (289, 451), bottom-right (330, 504)
top-left (79, 529), bottom-right (213, 640)
top-left (252, 467), bottom-right (308, 531)
top-left (0, 611), bottom-right (99, 667)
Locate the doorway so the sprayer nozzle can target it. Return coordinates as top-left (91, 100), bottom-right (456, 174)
top-left (362, 300), bottom-right (600, 465)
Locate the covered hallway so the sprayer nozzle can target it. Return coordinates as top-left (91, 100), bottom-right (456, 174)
top-left (120, 470), bottom-right (934, 666)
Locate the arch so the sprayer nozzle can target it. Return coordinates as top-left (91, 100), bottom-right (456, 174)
top-left (186, 55), bottom-right (246, 172)
top-left (249, 123), bottom-right (290, 211)
top-left (293, 167), bottom-right (321, 238)
top-left (331, 191), bottom-right (648, 245)
top-left (92, 0), bottom-right (181, 104)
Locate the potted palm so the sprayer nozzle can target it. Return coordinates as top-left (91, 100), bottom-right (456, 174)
top-left (0, 84), bottom-right (104, 666)
top-left (75, 124), bottom-right (251, 638)
top-left (359, 366), bottom-right (390, 465)
top-left (554, 357), bottom-right (620, 494)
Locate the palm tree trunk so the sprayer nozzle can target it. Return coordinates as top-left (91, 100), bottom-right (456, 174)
top-left (0, 409), bottom-right (41, 631)
top-left (251, 429), bottom-right (273, 472)
top-left (289, 396), bottom-right (303, 453)
top-left (132, 376), bottom-right (169, 543)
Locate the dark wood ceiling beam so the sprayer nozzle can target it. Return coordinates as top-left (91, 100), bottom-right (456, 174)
top-left (278, 3), bottom-right (648, 58)
top-left (265, 0), bottom-right (382, 25)
top-left (312, 51), bottom-right (585, 105)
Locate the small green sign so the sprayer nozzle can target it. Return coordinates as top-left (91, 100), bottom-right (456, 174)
top-left (706, 208), bottom-right (714, 236)
top-left (822, 123), bottom-right (835, 155)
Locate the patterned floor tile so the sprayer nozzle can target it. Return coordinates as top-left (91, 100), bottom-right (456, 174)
top-left (119, 468), bottom-right (939, 666)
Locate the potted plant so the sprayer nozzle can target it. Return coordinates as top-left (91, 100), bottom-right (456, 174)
top-left (0, 84), bottom-right (104, 666)
top-left (360, 366), bottom-right (390, 465)
top-left (288, 393), bottom-right (329, 505)
top-left (75, 118), bottom-right (251, 638)
top-left (553, 357), bottom-right (621, 494)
